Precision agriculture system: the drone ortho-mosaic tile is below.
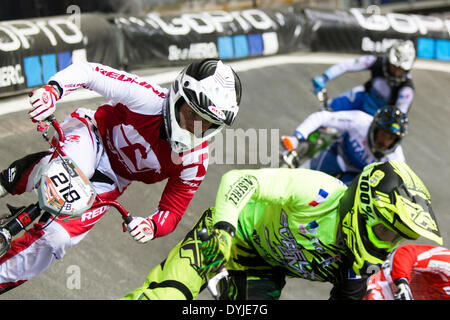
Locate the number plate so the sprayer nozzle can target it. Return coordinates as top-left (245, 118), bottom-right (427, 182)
top-left (35, 156), bottom-right (97, 217)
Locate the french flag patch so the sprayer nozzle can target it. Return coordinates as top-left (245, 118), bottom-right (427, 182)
top-left (308, 189), bottom-right (329, 207)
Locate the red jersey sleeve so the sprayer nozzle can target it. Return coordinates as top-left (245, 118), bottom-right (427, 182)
top-left (390, 244), bottom-right (436, 282)
top-left (150, 143), bottom-right (209, 238)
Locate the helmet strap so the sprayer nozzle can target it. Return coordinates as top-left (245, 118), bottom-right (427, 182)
top-left (161, 97), bottom-right (172, 142)
top-left (338, 176), bottom-right (358, 220)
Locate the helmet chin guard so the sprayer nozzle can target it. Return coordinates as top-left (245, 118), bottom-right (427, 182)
top-left (368, 105), bottom-right (408, 158)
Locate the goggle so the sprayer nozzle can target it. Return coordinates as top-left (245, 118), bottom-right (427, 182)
top-left (372, 223), bottom-right (402, 243)
top-left (364, 221), bottom-right (403, 255)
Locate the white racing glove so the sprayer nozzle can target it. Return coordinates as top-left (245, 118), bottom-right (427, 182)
top-left (28, 85), bottom-right (60, 122)
top-left (125, 216), bottom-right (155, 243)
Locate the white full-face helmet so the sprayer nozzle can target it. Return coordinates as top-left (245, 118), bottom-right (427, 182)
top-left (163, 59), bottom-right (242, 153)
top-left (383, 40), bottom-right (416, 86)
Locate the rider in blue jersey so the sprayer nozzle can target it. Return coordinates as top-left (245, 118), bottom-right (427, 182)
top-left (312, 41), bottom-right (416, 116)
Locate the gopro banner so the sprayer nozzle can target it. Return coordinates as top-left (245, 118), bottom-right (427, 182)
top-left (2, 3), bottom-right (449, 98)
top-left (113, 5), bottom-right (308, 69)
top-left (0, 14), bottom-right (120, 97)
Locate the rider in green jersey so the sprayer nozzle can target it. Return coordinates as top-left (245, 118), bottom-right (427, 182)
top-left (123, 160), bottom-right (442, 300)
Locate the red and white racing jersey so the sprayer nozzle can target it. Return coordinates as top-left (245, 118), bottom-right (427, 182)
top-left (365, 244), bottom-right (450, 300)
top-left (49, 62), bottom-right (209, 238)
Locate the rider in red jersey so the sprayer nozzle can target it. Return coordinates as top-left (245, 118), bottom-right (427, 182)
top-left (0, 59), bottom-right (242, 293)
top-left (365, 244), bottom-right (450, 300)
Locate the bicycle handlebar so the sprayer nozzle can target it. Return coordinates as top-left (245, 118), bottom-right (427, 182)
top-left (0, 114), bottom-right (134, 259)
top-left (316, 88), bottom-right (330, 111)
top-left (90, 201), bottom-right (132, 223)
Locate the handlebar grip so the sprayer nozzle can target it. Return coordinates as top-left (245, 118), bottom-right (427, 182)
top-left (123, 215), bottom-right (133, 225)
top-left (4, 203), bottom-right (41, 236)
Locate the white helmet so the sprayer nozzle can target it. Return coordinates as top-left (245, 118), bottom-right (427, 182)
top-left (163, 59), bottom-right (242, 153)
top-left (383, 40), bottom-right (415, 85)
top-left (388, 40), bottom-right (415, 71)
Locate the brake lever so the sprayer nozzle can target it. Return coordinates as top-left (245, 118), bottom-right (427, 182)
top-left (207, 268), bottom-right (229, 299)
top-left (37, 121), bottom-right (50, 133)
top-left (36, 115), bottom-right (55, 132)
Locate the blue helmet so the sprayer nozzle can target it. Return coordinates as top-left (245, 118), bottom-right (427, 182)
top-left (368, 105), bottom-right (408, 158)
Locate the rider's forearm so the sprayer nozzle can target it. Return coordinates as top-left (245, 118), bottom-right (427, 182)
top-left (149, 210), bottom-right (181, 238)
top-left (296, 110), bottom-right (369, 138)
top-left (389, 244), bottom-right (419, 283)
top-left (324, 55), bottom-right (377, 81)
top-left (48, 61), bottom-right (94, 98)
top-left (395, 86), bottom-right (414, 114)
top-left (152, 173), bottom-right (205, 238)
top-left (49, 62), bottom-right (166, 108)
top-left (294, 111), bottom-right (331, 138)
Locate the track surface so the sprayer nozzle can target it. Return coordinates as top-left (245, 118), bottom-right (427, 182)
top-left (0, 52), bottom-right (449, 300)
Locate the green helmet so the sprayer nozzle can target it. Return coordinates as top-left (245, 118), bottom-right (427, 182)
top-left (338, 160), bottom-right (442, 275)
